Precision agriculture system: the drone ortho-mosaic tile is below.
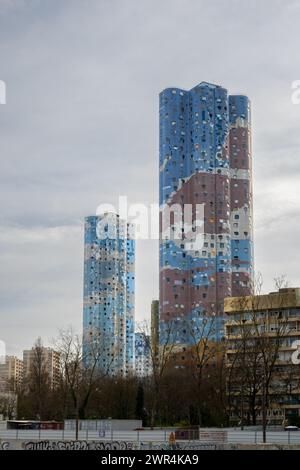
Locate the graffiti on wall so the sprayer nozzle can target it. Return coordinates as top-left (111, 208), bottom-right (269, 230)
top-left (23, 440), bottom-right (134, 451)
top-left (0, 442), bottom-right (10, 450)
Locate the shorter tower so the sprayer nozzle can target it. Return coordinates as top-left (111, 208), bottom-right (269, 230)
top-left (83, 213), bottom-right (135, 376)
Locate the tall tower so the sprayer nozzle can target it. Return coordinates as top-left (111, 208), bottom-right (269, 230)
top-left (83, 213), bottom-right (135, 376)
top-left (159, 82), bottom-right (253, 346)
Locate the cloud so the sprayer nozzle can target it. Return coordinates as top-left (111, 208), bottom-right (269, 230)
top-left (1, 0), bottom-right (300, 355)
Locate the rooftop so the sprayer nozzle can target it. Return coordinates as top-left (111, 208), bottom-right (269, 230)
top-left (224, 288), bottom-right (300, 314)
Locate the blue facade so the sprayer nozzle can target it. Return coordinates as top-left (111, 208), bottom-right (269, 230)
top-left (83, 213), bottom-right (135, 376)
top-left (159, 82), bottom-right (253, 346)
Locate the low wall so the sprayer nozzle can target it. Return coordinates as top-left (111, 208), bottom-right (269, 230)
top-left (1, 439), bottom-right (300, 451)
top-left (0, 440), bottom-right (136, 450)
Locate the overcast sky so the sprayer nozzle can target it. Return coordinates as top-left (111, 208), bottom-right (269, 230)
top-left (1, 0), bottom-right (300, 356)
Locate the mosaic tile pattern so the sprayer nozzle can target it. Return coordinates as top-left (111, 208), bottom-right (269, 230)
top-left (83, 213), bottom-right (135, 376)
top-left (159, 82), bottom-right (253, 345)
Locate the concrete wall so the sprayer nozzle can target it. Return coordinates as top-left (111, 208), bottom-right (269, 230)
top-left (2, 439), bottom-right (300, 451)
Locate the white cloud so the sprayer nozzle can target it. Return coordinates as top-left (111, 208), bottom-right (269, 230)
top-left (1, 0), bottom-right (300, 355)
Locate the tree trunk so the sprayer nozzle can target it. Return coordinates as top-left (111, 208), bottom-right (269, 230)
top-left (75, 413), bottom-right (79, 440)
top-left (240, 387), bottom-right (244, 430)
top-left (250, 396), bottom-right (257, 426)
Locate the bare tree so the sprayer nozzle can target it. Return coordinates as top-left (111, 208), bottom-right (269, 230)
top-left (25, 337), bottom-right (51, 420)
top-left (227, 320), bottom-right (263, 427)
top-left (183, 315), bottom-right (221, 426)
top-left (0, 392), bottom-right (17, 420)
top-left (137, 319), bottom-right (176, 427)
top-left (54, 327), bottom-right (112, 439)
top-left (226, 275), bottom-right (293, 441)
